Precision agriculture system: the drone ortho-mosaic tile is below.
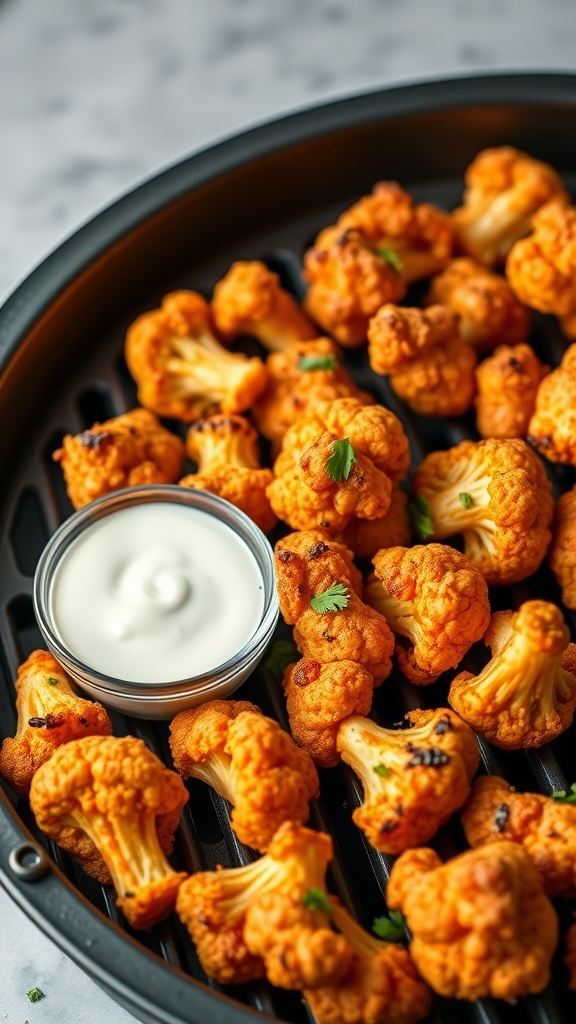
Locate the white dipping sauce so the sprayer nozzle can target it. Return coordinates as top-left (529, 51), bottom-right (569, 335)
top-left (49, 503), bottom-right (265, 683)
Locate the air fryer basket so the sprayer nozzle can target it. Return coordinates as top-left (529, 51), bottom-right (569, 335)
top-left (1, 74), bottom-right (576, 1024)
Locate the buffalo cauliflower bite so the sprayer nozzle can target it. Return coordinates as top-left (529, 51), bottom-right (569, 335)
top-left (475, 342), bottom-right (549, 439)
top-left (449, 601), bottom-right (576, 749)
top-left (340, 486), bottom-right (411, 562)
top-left (411, 437), bottom-right (554, 584)
top-left (176, 821), bottom-right (351, 987)
top-left (52, 408), bottom-right (184, 510)
top-left (365, 544), bottom-right (490, 685)
top-left (29, 735), bottom-right (188, 929)
top-left (283, 659), bottom-right (376, 768)
top-left (527, 343), bottom-right (576, 465)
top-left (0, 650), bottom-right (112, 798)
top-left (367, 303), bottom-right (460, 374)
top-left (451, 146), bottom-right (568, 266)
top-left (305, 902), bottom-right (433, 1024)
top-left (386, 842), bottom-right (558, 1001)
top-left (506, 200), bottom-right (576, 336)
top-left (461, 775), bottom-right (576, 897)
top-left (211, 260), bottom-right (317, 351)
top-left (169, 699), bottom-right (319, 852)
top-left (179, 413), bottom-right (276, 533)
top-left (549, 486), bottom-right (576, 609)
top-left (252, 337), bottom-right (373, 450)
top-left (274, 531), bottom-right (394, 684)
top-left (336, 709), bottom-right (479, 855)
top-left (424, 257), bottom-right (531, 351)
top-left (303, 228), bottom-right (406, 347)
top-left (124, 290), bottom-right (267, 422)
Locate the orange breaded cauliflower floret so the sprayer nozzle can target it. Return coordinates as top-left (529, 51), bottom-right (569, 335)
top-left (365, 544), bottom-right (490, 685)
top-left (449, 601), bottom-right (576, 749)
top-left (125, 290), bottom-right (267, 422)
top-left (30, 735), bottom-right (188, 929)
top-left (451, 146), bottom-right (568, 266)
top-left (176, 822), bottom-right (351, 987)
top-left (424, 257), bottom-right (531, 351)
top-left (337, 709), bottom-right (479, 855)
top-left (340, 486), bottom-right (411, 561)
top-left (52, 408), bottom-right (184, 510)
top-left (283, 659), bottom-right (376, 768)
top-left (367, 303), bottom-right (459, 374)
top-left (387, 842), bottom-right (558, 1001)
top-left (169, 699), bottom-right (318, 852)
top-left (275, 530), bottom-right (394, 684)
top-left (179, 413), bottom-right (276, 533)
top-left (0, 650), bottom-right (112, 798)
top-left (549, 485), bottom-right (576, 609)
top-left (461, 775), bottom-right (576, 897)
top-left (527, 343), bottom-right (576, 465)
top-left (303, 228), bottom-right (406, 348)
top-left (252, 337), bottom-right (373, 451)
top-left (305, 902), bottom-right (432, 1024)
top-left (211, 260), bottom-right (316, 351)
top-left (411, 437), bottom-right (554, 584)
top-left (507, 200), bottom-right (576, 337)
top-left (475, 342), bottom-right (548, 439)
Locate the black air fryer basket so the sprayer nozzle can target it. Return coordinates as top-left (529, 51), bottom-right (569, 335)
top-left (1, 74), bottom-right (576, 1024)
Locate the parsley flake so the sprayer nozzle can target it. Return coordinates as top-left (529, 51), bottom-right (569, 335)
top-left (373, 763), bottom-right (391, 777)
top-left (376, 247), bottom-right (404, 275)
top-left (551, 782), bottom-right (576, 804)
top-left (326, 438), bottom-right (357, 482)
top-left (310, 583), bottom-right (350, 614)
top-left (372, 910), bottom-right (406, 942)
top-left (26, 988), bottom-right (44, 1003)
top-left (459, 492), bottom-right (474, 509)
top-left (302, 888), bottom-right (333, 913)
top-left (265, 640), bottom-right (298, 683)
top-left (47, 676), bottom-right (59, 686)
top-left (409, 495), bottom-right (434, 540)
top-left (297, 353), bottom-right (338, 372)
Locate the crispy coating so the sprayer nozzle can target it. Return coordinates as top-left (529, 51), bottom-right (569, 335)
top-left (124, 290), bottom-right (267, 422)
top-left (412, 437), bottom-right (554, 584)
top-left (305, 902), bottom-right (432, 1024)
top-left (274, 531), bottom-right (394, 684)
top-left (169, 699), bottom-right (319, 852)
top-left (337, 709), bottom-right (479, 855)
top-left (211, 260), bottom-right (317, 351)
top-left (476, 342), bottom-right (549, 439)
top-left (365, 544), bottom-right (490, 685)
top-left (367, 303), bottom-right (460, 374)
top-left (527, 342), bottom-right (576, 464)
top-left (52, 408), bottom-right (184, 510)
top-left (451, 146), bottom-right (568, 266)
top-left (0, 650), bottom-right (112, 798)
top-left (424, 257), bottom-right (531, 352)
top-left (566, 923), bottom-right (576, 991)
top-left (340, 487), bottom-right (411, 562)
top-left (449, 601), bottom-right (576, 749)
top-left (179, 413), bottom-right (276, 532)
top-left (283, 659), bottom-right (375, 768)
top-left (252, 337), bottom-right (373, 449)
top-left (335, 180), bottom-right (454, 284)
top-left (549, 485), bottom-right (576, 608)
top-left (29, 735), bottom-right (188, 929)
top-left (175, 821), bottom-right (340, 985)
top-left (303, 229), bottom-right (406, 347)
top-left (461, 775), bottom-right (576, 897)
top-left (387, 842), bottom-right (558, 1001)
top-left (389, 336), bottom-right (477, 418)
top-left (506, 200), bottom-right (576, 335)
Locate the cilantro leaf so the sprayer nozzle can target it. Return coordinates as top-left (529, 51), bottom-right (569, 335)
top-left (326, 438), bottom-right (357, 482)
top-left (373, 763), bottom-right (391, 777)
top-left (376, 247), bottom-right (403, 275)
top-left (297, 353), bottom-right (338, 372)
top-left (551, 782), bottom-right (576, 804)
top-left (302, 887), bottom-right (333, 913)
top-left (265, 640), bottom-right (298, 683)
top-left (310, 583), bottom-right (350, 614)
top-left (372, 910), bottom-right (406, 942)
top-left (26, 988), bottom-right (44, 1003)
top-left (459, 492), bottom-right (474, 509)
top-left (409, 495), bottom-right (434, 540)
top-left (47, 676), bottom-right (59, 686)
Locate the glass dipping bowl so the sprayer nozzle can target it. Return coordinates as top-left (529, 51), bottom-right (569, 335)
top-left (33, 485), bottom-right (279, 719)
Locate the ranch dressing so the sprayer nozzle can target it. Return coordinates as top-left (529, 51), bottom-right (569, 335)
top-left (49, 502), bottom-right (265, 683)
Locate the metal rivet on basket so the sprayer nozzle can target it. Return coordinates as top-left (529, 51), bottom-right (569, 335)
top-left (8, 841), bottom-right (50, 881)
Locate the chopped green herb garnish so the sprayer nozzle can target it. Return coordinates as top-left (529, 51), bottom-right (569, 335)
top-left (551, 782), bottom-right (576, 804)
top-left (297, 353), bottom-right (338, 373)
top-left (26, 988), bottom-right (44, 1003)
top-left (47, 676), bottom-right (59, 686)
top-left (409, 495), bottom-right (434, 540)
top-left (326, 438), bottom-right (357, 482)
top-left (373, 763), bottom-right (391, 777)
top-left (265, 640), bottom-right (298, 683)
top-left (310, 583), bottom-right (350, 614)
top-left (302, 888), bottom-right (333, 913)
top-left (459, 492), bottom-right (474, 509)
top-left (376, 247), bottom-right (403, 275)
top-left (372, 910), bottom-right (406, 942)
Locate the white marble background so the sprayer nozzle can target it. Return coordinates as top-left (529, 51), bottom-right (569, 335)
top-left (0, 0), bottom-right (575, 1021)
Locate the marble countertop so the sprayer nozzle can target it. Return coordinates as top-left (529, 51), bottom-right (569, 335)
top-left (0, 0), bottom-right (574, 1021)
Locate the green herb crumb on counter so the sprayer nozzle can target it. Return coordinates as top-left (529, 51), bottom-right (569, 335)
top-left (26, 987), bottom-right (44, 1003)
